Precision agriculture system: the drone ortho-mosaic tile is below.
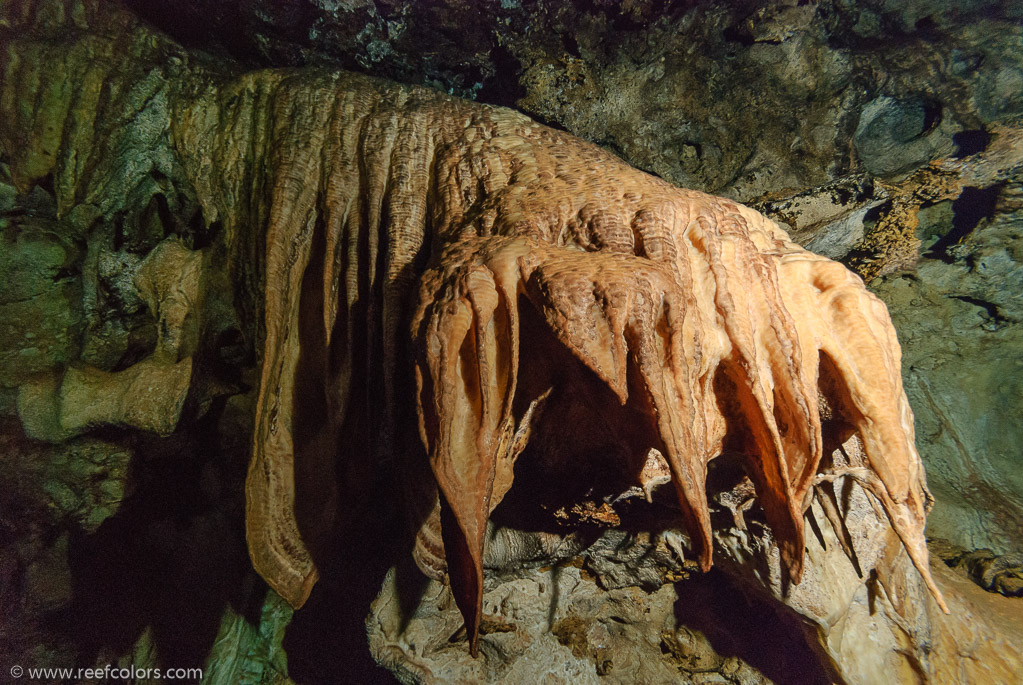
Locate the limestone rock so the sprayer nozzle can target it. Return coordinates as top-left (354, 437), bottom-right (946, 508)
top-left (870, 170), bottom-right (1023, 554)
top-left (753, 174), bottom-right (883, 260)
top-left (0, 218), bottom-right (84, 387)
top-left (933, 541), bottom-right (1023, 598)
top-left (0, 423), bottom-right (133, 534)
top-left (853, 96), bottom-right (957, 179)
top-left (16, 238), bottom-right (207, 442)
top-left (370, 438), bottom-right (1023, 684)
top-left (712, 441), bottom-right (1023, 685)
top-left (201, 589), bottom-right (294, 685)
top-left (368, 561), bottom-right (774, 685)
top-left (17, 357), bottom-right (193, 442)
top-left (129, 1), bottom-right (1023, 201)
top-left (3, 3), bottom-right (1023, 685)
top-left (4, 0), bottom-right (951, 662)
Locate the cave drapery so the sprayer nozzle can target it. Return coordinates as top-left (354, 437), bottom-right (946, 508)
top-left (3, 1), bottom-right (1023, 683)
top-left (241, 69), bottom-right (948, 655)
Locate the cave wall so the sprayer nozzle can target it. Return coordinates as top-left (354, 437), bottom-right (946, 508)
top-left (8, 0), bottom-right (1023, 561)
top-left (1, 0), bottom-right (1022, 682)
top-left (131, 0), bottom-right (1023, 556)
top-left (125, 0), bottom-right (1023, 198)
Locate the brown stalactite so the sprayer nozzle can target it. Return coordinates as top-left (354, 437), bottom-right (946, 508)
top-left (0, 0), bottom-right (950, 660)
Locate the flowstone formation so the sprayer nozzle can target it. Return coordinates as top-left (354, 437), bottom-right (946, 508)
top-left (394, 120), bottom-right (949, 652)
top-left (3, 1), bottom-right (1023, 684)
top-left (132, 0), bottom-right (1023, 562)
top-left (214, 5), bottom-right (957, 666)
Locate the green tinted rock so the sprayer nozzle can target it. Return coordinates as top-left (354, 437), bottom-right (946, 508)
top-left (0, 220), bottom-right (83, 386)
top-left (872, 190), bottom-right (1023, 554)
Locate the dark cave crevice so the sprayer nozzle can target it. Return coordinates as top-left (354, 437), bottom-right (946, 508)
top-left (925, 185), bottom-right (999, 262)
top-left (52, 418), bottom-right (253, 683)
top-left (953, 128), bottom-right (991, 158)
top-left (670, 569), bottom-right (840, 685)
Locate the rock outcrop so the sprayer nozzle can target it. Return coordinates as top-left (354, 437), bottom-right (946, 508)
top-left (2, 1), bottom-right (1022, 683)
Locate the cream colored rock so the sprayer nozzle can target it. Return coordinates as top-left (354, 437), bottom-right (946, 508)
top-left (368, 563), bottom-right (718, 685)
top-left (369, 439), bottom-right (1023, 684)
top-left (714, 438), bottom-right (1023, 685)
top-left (17, 238), bottom-right (203, 441)
top-left (18, 358), bottom-right (192, 441)
top-left (133, 238), bottom-right (205, 362)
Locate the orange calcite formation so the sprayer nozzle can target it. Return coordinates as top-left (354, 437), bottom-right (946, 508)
top-left (0, 5), bottom-right (947, 655)
top-left (233, 74), bottom-right (948, 654)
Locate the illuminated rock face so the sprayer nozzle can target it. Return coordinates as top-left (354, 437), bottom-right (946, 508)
top-left (7, 2), bottom-right (1023, 683)
top-left (232, 71), bottom-right (947, 653)
top-left (0, 1), bottom-right (959, 675)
